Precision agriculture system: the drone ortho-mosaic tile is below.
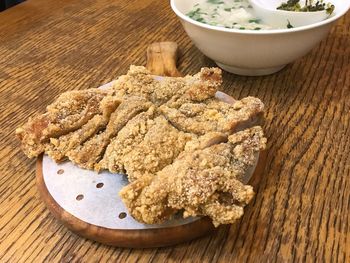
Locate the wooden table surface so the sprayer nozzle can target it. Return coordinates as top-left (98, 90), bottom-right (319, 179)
top-left (0, 0), bottom-right (349, 262)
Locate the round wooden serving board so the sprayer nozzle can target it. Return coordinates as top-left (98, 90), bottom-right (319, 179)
top-left (36, 156), bottom-right (214, 248)
top-left (35, 42), bottom-right (267, 248)
top-left (36, 151), bottom-right (266, 248)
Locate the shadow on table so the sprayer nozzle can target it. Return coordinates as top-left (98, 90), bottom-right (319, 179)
top-left (0, 0), bottom-right (25, 11)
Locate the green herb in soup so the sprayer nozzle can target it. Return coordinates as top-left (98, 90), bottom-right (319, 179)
top-left (286, 20), bottom-right (294, 28)
top-left (186, 0), bottom-right (335, 30)
top-left (277, 0), bottom-right (335, 15)
top-left (186, 0), bottom-right (272, 30)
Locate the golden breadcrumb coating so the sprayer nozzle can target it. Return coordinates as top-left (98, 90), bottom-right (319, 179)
top-left (119, 115), bottom-right (194, 181)
top-left (97, 107), bottom-right (157, 174)
top-left (16, 65), bottom-right (267, 227)
top-left (112, 66), bottom-right (222, 105)
top-left (98, 109), bottom-right (195, 181)
top-left (160, 97), bottom-right (264, 135)
top-left (15, 89), bottom-right (109, 157)
top-left (45, 94), bottom-right (122, 162)
top-left (46, 115), bottom-right (107, 162)
top-left (120, 126), bottom-right (266, 226)
top-left (16, 66), bottom-right (223, 159)
top-left (67, 96), bottom-right (152, 169)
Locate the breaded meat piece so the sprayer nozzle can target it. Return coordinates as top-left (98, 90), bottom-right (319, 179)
top-left (45, 94), bottom-right (121, 162)
top-left (120, 126), bottom-right (266, 227)
top-left (96, 107), bottom-right (157, 174)
top-left (160, 97), bottom-right (264, 135)
top-left (118, 115), bottom-right (194, 181)
top-left (16, 89), bottom-right (110, 158)
top-left (98, 109), bottom-right (194, 181)
top-left (16, 66), bottom-right (223, 160)
top-left (98, 115), bottom-right (228, 181)
top-left (112, 66), bottom-right (222, 105)
top-left (67, 97), bottom-right (152, 169)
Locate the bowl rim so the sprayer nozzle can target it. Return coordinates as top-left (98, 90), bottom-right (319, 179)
top-left (170, 0), bottom-right (350, 35)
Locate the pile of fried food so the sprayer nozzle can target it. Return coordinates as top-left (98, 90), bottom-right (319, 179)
top-left (16, 66), bottom-right (266, 227)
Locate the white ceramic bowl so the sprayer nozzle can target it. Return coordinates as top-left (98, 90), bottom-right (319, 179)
top-left (171, 0), bottom-right (350, 76)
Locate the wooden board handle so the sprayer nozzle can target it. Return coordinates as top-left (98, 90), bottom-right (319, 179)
top-left (146, 42), bottom-right (182, 77)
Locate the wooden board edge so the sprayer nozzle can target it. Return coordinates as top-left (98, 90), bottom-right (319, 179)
top-left (36, 156), bottom-right (215, 248)
top-left (36, 150), bottom-right (266, 248)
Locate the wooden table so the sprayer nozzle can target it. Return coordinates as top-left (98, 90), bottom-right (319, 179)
top-left (0, 0), bottom-right (349, 262)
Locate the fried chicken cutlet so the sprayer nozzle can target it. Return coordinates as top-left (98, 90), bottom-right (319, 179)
top-left (160, 97), bottom-right (264, 135)
top-left (119, 126), bottom-right (266, 226)
top-left (16, 66), bottom-right (223, 160)
top-left (67, 96), bottom-right (153, 169)
top-left (98, 113), bottom-right (195, 181)
top-left (17, 65), bottom-right (265, 178)
top-left (16, 65), bottom-right (267, 228)
top-left (16, 89), bottom-right (111, 158)
top-left (98, 111), bottom-right (237, 182)
top-left (95, 67), bottom-right (263, 179)
top-left (46, 95), bottom-right (121, 162)
top-left (111, 65), bottom-right (222, 105)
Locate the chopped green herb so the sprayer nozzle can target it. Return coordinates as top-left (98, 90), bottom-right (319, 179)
top-left (249, 19), bottom-right (261, 23)
top-left (186, 8), bottom-right (200, 17)
top-left (186, 7), bottom-right (208, 24)
top-left (325, 3), bottom-right (335, 15)
top-left (277, 0), bottom-right (301, 11)
top-left (207, 0), bottom-right (224, 4)
top-left (186, 0), bottom-right (317, 30)
top-left (277, 0), bottom-right (335, 15)
top-left (287, 20), bottom-right (294, 28)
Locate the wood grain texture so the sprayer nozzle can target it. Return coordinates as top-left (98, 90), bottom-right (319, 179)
top-left (0, 0), bottom-right (349, 262)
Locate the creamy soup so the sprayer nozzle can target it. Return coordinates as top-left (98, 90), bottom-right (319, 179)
top-left (186, 0), bottom-right (335, 30)
top-left (186, 0), bottom-right (273, 30)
